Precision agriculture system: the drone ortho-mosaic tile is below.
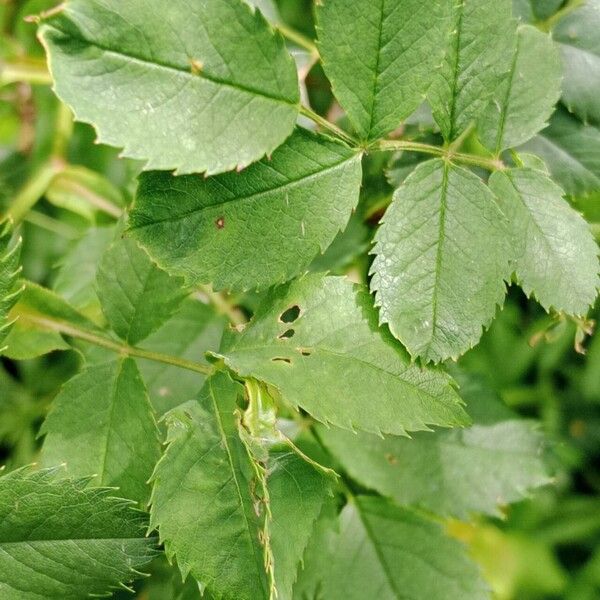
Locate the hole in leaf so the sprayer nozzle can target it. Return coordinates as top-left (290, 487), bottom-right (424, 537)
top-left (280, 305), bottom-right (300, 323)
top-left (301, 350), bottom-right (311, 356)
top-left (271, 357), bottom-right (291, 365)
top-left (278, 329), bottom-right (295, 339)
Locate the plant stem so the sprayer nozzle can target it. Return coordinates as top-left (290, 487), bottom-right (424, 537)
top-left (0, 58), bottom-right (52, 87)
top-left (19, 312), bottom-right (214, 376)
top-left (24, 210), bottom-right (79, 239)
top-left (197, 285), bottom-right (247, 327)
top-left (4, 159), bottom-right (64, 223)
top-left (277, 23), bottom-right (319, 58)
top-left (376, 139), bottom-right (505, 172)
top-left (299, 105), bottom-right (358, 146)
top-left (537, 0), bottom-right (584, 32)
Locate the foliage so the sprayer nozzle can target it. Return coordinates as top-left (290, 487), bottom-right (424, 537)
top-left (0, 0), bottom-right (599, 598)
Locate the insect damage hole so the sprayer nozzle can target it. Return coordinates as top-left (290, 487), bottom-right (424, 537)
top-left (279, 304), bottom-right (300, 323)
top-left (271, 357), bottom-right (292, 364)
top-left (278, 329), bottom-right (295, 339)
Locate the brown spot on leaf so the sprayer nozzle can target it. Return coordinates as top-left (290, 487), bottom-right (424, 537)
top-left (215, 217), bottom-right (225, 229)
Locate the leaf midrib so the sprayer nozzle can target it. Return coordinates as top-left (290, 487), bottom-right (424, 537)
top-left (0, 536), bottom-right (150, 546)
top-left (131, 153), bottom-right (361, 229)
top-left (43, 23), bottom-right (298, 107)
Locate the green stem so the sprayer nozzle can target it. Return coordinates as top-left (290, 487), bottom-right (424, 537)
top-left (5, 159), bottom-right (64, 223)
top-left (376, 140), bottom-right (505, 172)
top-left (299, 105), bottom-right (358, 146)
top-left (20, 312), bottom-right (214, 376)
top-left (24, 210), bottom-right (79, 239)
top-left (537, 0), bottom-right (584, 32)
top-left (277, 23), bottom-right (319, 58)
top-left (197, 285), bottom-right (247, 327)
top-left (0, 58), bottom-right (52, 87)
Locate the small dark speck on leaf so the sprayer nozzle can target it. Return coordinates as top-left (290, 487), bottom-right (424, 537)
top-left (215, 217), bottom-right (225, 229)
top-left (272, 357), bottom-right (292, 364)
top-left (385, 453), bottom-right (398, 465)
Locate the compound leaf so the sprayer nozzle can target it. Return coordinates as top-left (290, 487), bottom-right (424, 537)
top-left (216, 273), bottom-right (469, 436)
top-left (318, 374), bottom-right (550, 519)
top-left (316, 0), bottom-right (451, 141)
top-left (490, 167), bottom-right (599, 315)
top-left (0, 468), bottom-right (156, 599)
top-left (322, 496), bottom-right (488, 600)
top-left (371, 159), bottom-right (511, 363)
top-left (41, 357), bottom-right (161, 503)
top-left (150, 372), bottom-right (270, 600)
top-left (130, 129), bottom-right (362, 291)
top-left (553, 0), bottom-right (600, 126)
top-left (97, 236), bottom-right (188, 345)
top-left (429, 0), bottom-right (516, 141)
top-left (39, 0), bottom-right (299, 175)
top-left (479, 25), bottom-right (562, 153)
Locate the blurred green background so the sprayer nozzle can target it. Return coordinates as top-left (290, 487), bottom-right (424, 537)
top-left (1, 1), bottom-right (600, 598)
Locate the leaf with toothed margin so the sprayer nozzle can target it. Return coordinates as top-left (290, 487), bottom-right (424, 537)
top-left (490, 168), bottom-right (599, 316)
top-left (429, 0), bottom-right (516, 141)
top-left (553, 0), bottom-right (600, 127)
top-left (0, 219), bottom-right (23, 353)
top-left (214, 274), bottom-right (469, 436)
top-left (318, 372), bottom-right (551, 520)
top-left (269, 450), bottom-right (333, 600)
top-left (150, 372), bottom-right (271, 600)
top-left (129, 128), bottom-right (363, 291)
top-left (3, 281), bottom-right (101, 360)
top-left (40, 357), bottom-right (161, 504)
top-left (38, 0), bottom-right (299, 175)
top-left (519, 106), bottom-right (600, 197)
top-left (370, 159), bottom-right (512, 364)
top-left (96, 236), bottom-right (188, 345)
top-left (321, 496), bottom-right (489, 600)
top-left (478, 25), bottom-right (562, 153)
top-left (0, 467), bottom-right (157, 599)
top-left (315, 0), bottom-right (451, 141)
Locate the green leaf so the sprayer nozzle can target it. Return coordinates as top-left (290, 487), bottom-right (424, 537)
top-left (137, 298), bottom-right (226, 416)
top-left (269, 450), bottom-right (332, 600)
top-left (3, 282), bottom-right (98, 359)
top-left (322, 496), bottom-right (489, 600)
top-left (489, 168), bottom-right (599, 316)
top-left (429, 0), bottom-right (516, 141)
top-left (520, 107), bottom-right (600, 195)
top-left (0, 220), bottom-right (22, 352)
top-left (316, 0), bottom-right (450, 141)
top-left (0, 468), bottom-right (157, 599)
top-left (130, 129), bottom-right (362, 291)
top-left (371, 159), bottom-right (511, 363)
top-left (39, 0), bottom-right (299, 175)
top-left (41, 357), bottom-right (161, 503)
top-left (53, 225), bottom-right (115, 318)
top-left (553, 0), bottom-right (600, 126)
top-left (150, 372), bottom-right (270, 600)
top-left (318, 375), bottom-right (550, 519)
top-left (216, 273), bottom-right (468, 435)
top-left (291, 502), bottom-right (338, 600)
top-left (97, 236), bottom-right (188, 345)
top-left (479, 25), bottom-right (562, 153)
